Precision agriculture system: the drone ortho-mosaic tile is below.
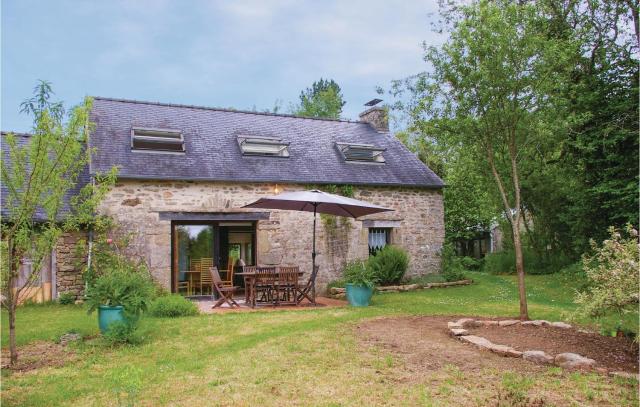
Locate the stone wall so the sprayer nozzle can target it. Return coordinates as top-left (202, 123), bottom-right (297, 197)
top-left (55, 231), bottom-right (87, 299)
top-left (97, 181), bottom-right (444, 292)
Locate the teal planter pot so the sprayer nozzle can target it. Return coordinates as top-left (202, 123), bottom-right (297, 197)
top-left (98, 305), bottom-right (125, 333)
top-left (345, 284), bottom-right (374, 307)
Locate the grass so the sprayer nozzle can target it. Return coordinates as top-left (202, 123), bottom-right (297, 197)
top-left (2, 273), bottom-right (638, 406)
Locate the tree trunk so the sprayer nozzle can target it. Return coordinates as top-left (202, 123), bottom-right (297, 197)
top-left (512, 222), bottom-right (529, 320)
top-left (9, 302), bottom-right (17, 364)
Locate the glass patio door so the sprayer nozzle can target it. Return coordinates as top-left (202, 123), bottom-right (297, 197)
top-left (173, 224), bottom-right (215, 296)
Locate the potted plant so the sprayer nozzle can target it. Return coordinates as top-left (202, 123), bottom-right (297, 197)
top-left (343, 260), bottom-right (377, 307)
top-left (85, 269), bottom-right (155, 333)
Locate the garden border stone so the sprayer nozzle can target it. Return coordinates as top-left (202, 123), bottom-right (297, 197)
top-left (447, 318), bottom-right (615, 373)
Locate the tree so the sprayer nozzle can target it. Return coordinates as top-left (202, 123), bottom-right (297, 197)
top-left (1, 81), bottom-right (117, 364)
top-left (400, 1), bottom-right (575, 319)
top-left (295, 78), bottom-right (346, 119)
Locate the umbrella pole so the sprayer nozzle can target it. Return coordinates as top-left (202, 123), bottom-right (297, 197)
top-left (311, 203), bottom-right (317, 304)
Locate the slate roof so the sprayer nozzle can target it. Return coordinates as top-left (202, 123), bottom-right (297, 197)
top-left (0, 132), bottom-right (91, 222)
top-left (89, 97), bottom-right (444, 188)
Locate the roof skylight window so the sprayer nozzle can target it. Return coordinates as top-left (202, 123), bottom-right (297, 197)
top-left (238, 136), bottom-right (290, 157)
top-left (336, 142), bottom-right (386, 163)
top-left (131, 128), bottom-right (184, 153)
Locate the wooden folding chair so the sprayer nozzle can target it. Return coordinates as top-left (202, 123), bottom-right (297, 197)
top-left (253, 266), bottom-right (277, 307)
top-left (221, 257), bottom-right (235, 287)
top-left (210, 267), bottom-right (239, 308)
top-left (296, 265), bottom-right (319, 305)
top-left (277, 266), bottom-right (299, 305)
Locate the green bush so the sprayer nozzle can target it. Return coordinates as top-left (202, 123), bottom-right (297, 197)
top-left (148, 295), bottom-right (198, 318)
top-left (342, 260), bottom-right (378, 288)
top-left (58, 292), bottom-right (76, 305)
top-left (85, 269), bottom-right (156, 321)
top-left (103, 320), bottom-right (146, 345)
top-left (367, 245), bottom-right (410, 285)
top-left (440, 244), bottom-right (467, 282)
top-left (482, 248), bottom-right (572, 275)
top-left (327, 279), bottom-right (346, 290)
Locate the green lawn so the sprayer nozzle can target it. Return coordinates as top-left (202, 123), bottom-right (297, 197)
top-left (2, 273), bottom-right (638, 406)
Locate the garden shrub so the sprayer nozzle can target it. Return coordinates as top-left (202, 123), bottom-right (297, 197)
top-left (85, 268), bottom-right (156, 321)
top-left (574, 224), bottom-right (639, 318)
top-left (440, 244), bottom-right (467, 282)
top-left (58, 292), bottom-right (76, 305)
top-left (482, 247), bottom-right (572, 275)
top-left (148, 294), bottom-right (198, 318)
top-left (367, 245), bottom-right (409, 285)
top-left (103, 320), bottom-right (146, 345)
top-left (342, 259), bottom-right (378, 288)
top-left (327, 279), bottom-right (346, 290)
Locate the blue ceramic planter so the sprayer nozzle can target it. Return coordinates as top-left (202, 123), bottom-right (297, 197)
top-left (98, 305), bottom-right (125, 333)
top-left (345, 284), bottom-right (373, 307)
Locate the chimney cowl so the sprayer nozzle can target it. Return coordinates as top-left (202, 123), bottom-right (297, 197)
top-left (359, 106), bottom-right (388, 133)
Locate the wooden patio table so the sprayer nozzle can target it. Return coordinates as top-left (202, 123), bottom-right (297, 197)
top-left (237, 269), bottom-right (304, 307)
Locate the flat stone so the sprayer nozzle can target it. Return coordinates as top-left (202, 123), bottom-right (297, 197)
top-left (59, 333), bottom-right (81, 346)
top-left (459, 335), bottom-right (493, 350)
top-left (456, 318), bottom-right (480, 328)
top-left (488, 344), bottom-right (522, 358)
top-left (450, 328), bottom-right (469, 336)
top-left (610, 371), bottom-right (639, 380)
top-left (550, 321), bottom-right (572, 329)
top-left (498, 320), bottom-right (520, 327)
top-left (554, 353), bottom-right (596, 371)
top-left (521, 320), bottom-right (549, 326)
top-left (448, 322), bottom-right (463, 329)
top-left (478, 320), bottom-right (500, 326)
top-left (329, 287), bottom-right (346, 294)
top-left (523, 350), bottom-right (554, 365)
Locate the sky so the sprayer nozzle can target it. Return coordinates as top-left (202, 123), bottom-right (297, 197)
top-left (2, 0), bottom-right (442, 133)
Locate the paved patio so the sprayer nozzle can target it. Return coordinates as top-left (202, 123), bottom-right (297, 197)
top-left (192, 296), bottom-right (348, 314)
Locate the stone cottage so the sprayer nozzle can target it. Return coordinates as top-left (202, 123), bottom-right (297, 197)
top-left (3, 97), bottom-right (445, 298)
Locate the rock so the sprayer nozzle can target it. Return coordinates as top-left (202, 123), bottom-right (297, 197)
top-left (488, 344), bottom-right (522, 358)
top-left (498, 320), bottom-right (520, 327)
top-left (479, 320), bottom-right (500, 326)
top-left (329, 287), bottom-right (346, 294)
top-left (459, 335), bottom-right (493, 350)
top-left (523, 350), bottom-right (554, 365)
top-left (448, 322), bottom-right (463, 329)
top-left (59, 333), bottom-right (81, 346)
top-left (554, 353), bottom-right (596, 371)
top-left (450, 328), bottom-right (469, 336)
top-left (610, 371), bottom-right (639, 380)
top-left (399, 284), bottom-right (420, 291)
top-left (332, 293), bottom-right (346, 300)
top-left (456, 318), bottom-right (480, 328)
top-left (74, 299), bottom-right (84, 305)
top-left (550, 321), bottom-right (572, 329)
top-left (522, 320), bottom-right (549, 326)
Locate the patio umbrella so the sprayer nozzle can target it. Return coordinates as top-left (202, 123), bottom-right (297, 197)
top-left (242, 189), bottom-right (393, 303)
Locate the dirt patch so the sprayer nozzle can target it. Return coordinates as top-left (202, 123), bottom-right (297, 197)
top-left (468, 324), bottom-right (639, 373)
top-left (1, 341), bottom-right (78, 373)
top-left (356, 316), bottom-right (545, 375)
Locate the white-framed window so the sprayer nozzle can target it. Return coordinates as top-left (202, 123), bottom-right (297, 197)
top-left (336, 142), bottom-right (386, 163)
top-left (131, 128), bottom-right (184, 153)
top-left (237, 136), bottom-right (290, 157)
top-left (368, 228), bottom-right (391, 256)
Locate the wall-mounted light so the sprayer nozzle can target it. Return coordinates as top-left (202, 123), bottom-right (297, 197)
top-left (274, 184), bottom-right (280, 194)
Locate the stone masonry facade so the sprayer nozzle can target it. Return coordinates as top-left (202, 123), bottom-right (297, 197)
top-left (55, 231), bottom-right (87, 299)
top-left (93, 180), bottom-right (444, 293)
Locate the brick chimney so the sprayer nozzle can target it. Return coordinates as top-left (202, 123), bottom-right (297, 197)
top-left (359, 101), bottom-right (388, 133)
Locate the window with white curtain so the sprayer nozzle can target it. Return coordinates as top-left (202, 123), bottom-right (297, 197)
top-left (368, 228), bottom-right (391, 256)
